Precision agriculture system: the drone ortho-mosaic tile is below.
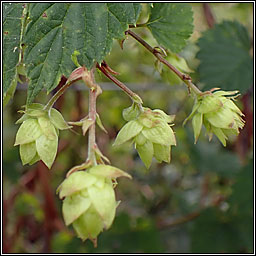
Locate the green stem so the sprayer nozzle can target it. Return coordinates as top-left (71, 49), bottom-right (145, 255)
top-left (126, 29), bottom-right (202, 95)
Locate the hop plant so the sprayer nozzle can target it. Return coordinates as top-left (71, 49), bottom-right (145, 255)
top-left (185, 89), bottom-right (245, 146)
top-left (14, 103), bottom-right (71, 168)
top-left (57, 164), bottom-right (131, 246)
top-left (113, 106), bottom-right (176, 168)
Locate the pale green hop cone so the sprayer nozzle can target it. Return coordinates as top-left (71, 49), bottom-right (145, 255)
top-left (57, 164), bottom-right (131, 246)
top-left (186, 89), bottom-right (245, 146)
top-left (114, 106), bottom-right (176, 168)
top-left (14, 104), bottom-right (71, 168)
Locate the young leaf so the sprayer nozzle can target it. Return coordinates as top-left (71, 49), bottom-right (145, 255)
top-left (147, 3), bottom-right (194, 53)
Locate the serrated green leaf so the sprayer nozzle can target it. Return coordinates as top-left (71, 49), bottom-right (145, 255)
top-left (49, 108), bottom-right (71, 130)
top-left (62, 194), bottom-right (91, 225)
top-left (113, 120), bottom-right (143, 146)
top-left (88, 182), bottom-right (116, 229)
top-left (15, 119), bottom-right (42, 145)
top-left (38, 116), bottom-right (57, 140)
top-left (3, 3), bottom-right (23, 95)
top-left (136, 140), bottom-right (154, 169)
top-left (23, 3), bottom-right (142, 103)
top-left (20, 142), bottom-right (36, 165)
top-left (147, 3), bottom-right (194, 53)
top-left (35, 133), bottom-right (58, 169)
top-left (58, 172), bottom-right (97, 199)
top-left (153, 143), bottom-right (171, 163)
top-left (142, 123), bottom-right (176, 146)
top-left (197, 21), bottom-right (253, 93)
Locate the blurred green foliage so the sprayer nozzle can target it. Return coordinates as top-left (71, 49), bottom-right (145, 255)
top-left (3, 3), bottom-right (253, 254)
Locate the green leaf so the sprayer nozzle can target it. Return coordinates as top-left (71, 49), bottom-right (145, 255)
top-left (58, 172), bottom-right (97, 199)
top-left (62, 194), bottom-right (91, 225)
top-left (147, 3), bottom-right (194, 53)
top-left (49, 108), bottom-right (71, 130)
top-left (88, 182), bottom-right (116, 229)
top-left (136, 140), bottom-right (154, 169)
top-left (35, 133), bottom-right (58, 169)
top-left (19, 142), bottom-right (36, 165)
top-left (3, 3), bottom-right (23, 95)
top-left (197, 21), bottom-right (253, 93)
top-left (23, 3), bottom-right (142, 103)
top-left (14, 119), bottom-right (42, 145)
top-left (113, 120), bottom-right (143, 146)
top-left (142, 123), bottom-right (176, 146)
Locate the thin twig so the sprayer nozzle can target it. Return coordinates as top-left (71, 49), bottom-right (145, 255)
top-left (202, 3), bottom-right (215, 28)
top-left (126, 29), bottom-right (202, 95)
top-left (96, 62), bottom-right (143, 105)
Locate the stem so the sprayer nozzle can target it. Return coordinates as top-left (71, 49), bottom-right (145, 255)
top-left (96, 63), bottom-right (143, 106)
top-left (44, 78), bottom-right (80, 111)
top-left (87, 87), bottom-right (97, 165)
top-left (129, 23), bottom-right (147, 28)
top-left (126, 29), bottom-right (202, 95)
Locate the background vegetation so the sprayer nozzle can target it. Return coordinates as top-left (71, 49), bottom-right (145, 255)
top-left (3, 3), bottom-right (253, 253)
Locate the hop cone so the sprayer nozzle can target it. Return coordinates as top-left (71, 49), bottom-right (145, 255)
top-left (114, 106), bottom-right (176, 168)
top-left (14, 103), bottom-right (71, 168)
top-left (186, 89), bottom-right (245, 146)
top-left (57, 165), bottom-right (131, 246)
